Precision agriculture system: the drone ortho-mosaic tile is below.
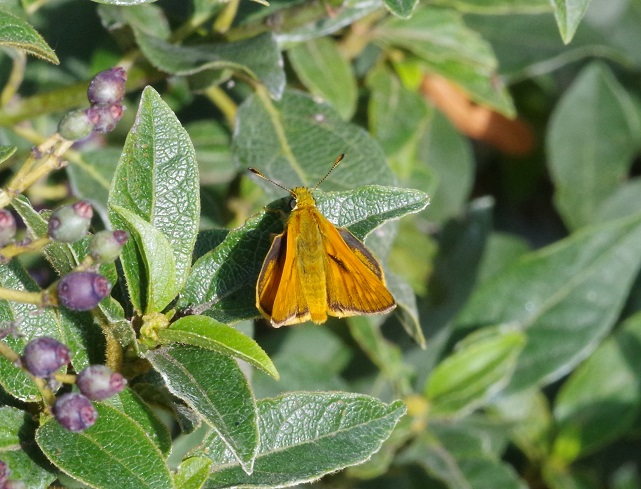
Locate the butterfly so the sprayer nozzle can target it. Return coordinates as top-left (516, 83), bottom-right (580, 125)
top-left (250, 154), bottom-right (396, 327)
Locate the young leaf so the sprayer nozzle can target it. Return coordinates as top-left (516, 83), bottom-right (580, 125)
top-left (174, 457), bottom-right (213, 489)
top-left (551, 0), bottom-right (592, 43)
top-left (145, 344), bottom-right (258, 474)
top-left (426, 328), bottom-right (526, 417)
top-left (108, 86), bottom-right (200, 314)
top-left (157, 315), bottom-right (278, 379)
top-left (37, 403), bottom-right (174, 489)
top-left (552, 312), bottom-right (641, 462)
top-left (134, 30), bottom-right (285, 99)
top-left (547, 62), bottom-right (641, 229)
top-left (0, 9), bottom-right (59, 64)
top-left (375, 6), bottom-right (515, 116)
top-left (195, 392), bottom-right (406, 488)
top-left (366, 64), bottom-right (432, 156)
top-left (178, 186), bottom-right (428, 322)
top-left (233, 90), bottom-right (395, 198)
top-left (288, 37), bottom-right (357, 119)
top-left (112, 205), bottom-right (177, 314)
top-left (383, 0), bottom-right (418, 19)
top-left (0, 145), bottom-right (16, 165)
top-left (457, 213), bottom-right (641, 392)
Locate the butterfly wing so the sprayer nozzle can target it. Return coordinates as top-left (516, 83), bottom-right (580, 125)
top-left (320, 219), bottom-right (396, 318)
top-left (256, 219), bottom-right (315, 327)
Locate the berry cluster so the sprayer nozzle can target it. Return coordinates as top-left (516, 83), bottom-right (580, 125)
top-left (58, 67), bottom-right (127, 141)
top-left (20, 336), bottom-right (127, 432)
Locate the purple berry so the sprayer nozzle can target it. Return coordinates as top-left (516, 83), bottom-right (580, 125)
top-left (58, 109), bottom-right (94, 141)
top-left (52, 393), bottom-right (97, 432)
top-left (77, 365), bottom-right (127, 400)
top-left (89, 230), bottom-right (128, 264)
top-left (48, 201), bottom-right (93, 243)
top-left (0, 209), bottom-right (16, 247)
top-left (87, 67), bottom-right (127, 105)
top-left (0, 459), bottom-right (10, 486)
top-left (86, 103), bottom-right (124, 133)
top-left (22, 337), bottom-right (70, 377)
top-left (57, 271), bottom-right (112, 311)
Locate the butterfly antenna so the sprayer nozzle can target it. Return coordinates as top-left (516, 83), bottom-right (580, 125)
top-left (311, 154), bottom-right (345, 192)
top-left (248, 168), bottom-right (294, 195)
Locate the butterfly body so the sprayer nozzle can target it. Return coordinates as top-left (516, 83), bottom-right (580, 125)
top-left (255, 184), bottom-right (396, 327)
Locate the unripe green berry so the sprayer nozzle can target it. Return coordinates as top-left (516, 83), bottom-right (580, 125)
top-left (48, 201), bottom-right (93, 243)
top-left (58, 109), bottom-right (94, 141)
top-left (89, 230), bottom-right (128, 263)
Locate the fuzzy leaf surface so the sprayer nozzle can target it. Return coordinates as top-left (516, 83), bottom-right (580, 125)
top-left (146, 344), bottom-right (258, 474)
top-left (0, 9), bottom-right (59, 63)
top-left (194, 392), bottom-right (406, 488)
top-left (36, 403), bottom-right (174, 489)
top-left (457, 213), bottom-right (641, 392)
top-left (108, 86), bottom-right (199, 314)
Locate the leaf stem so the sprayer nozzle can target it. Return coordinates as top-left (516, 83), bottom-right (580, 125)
top-left (0, 285), bottom-right (53, 307)
top-left (0, 49), bottom-right (26, 108)
top-left (204, 86), bottom-right (237, 127)
top-left (213, 0), bottom-right (240, 34)
top-left (0, 237), bottom-right (52, 261)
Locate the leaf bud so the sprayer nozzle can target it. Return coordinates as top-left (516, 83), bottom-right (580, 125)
top-left (89, 230), bottom-right (128, 263)
top-left (52, 393), bottom-right (97, 432)
top-left (57, 271), bottom-right (112, 311)
top-left (48, 201), bottom-right (93, 243)
top-left (77, 365), bottom-right (127, 400)
top-left (22, 336), bottom-right (70, 377)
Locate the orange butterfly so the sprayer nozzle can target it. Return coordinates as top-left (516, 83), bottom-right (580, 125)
top-left (250, 154), bottom-right (396, 327)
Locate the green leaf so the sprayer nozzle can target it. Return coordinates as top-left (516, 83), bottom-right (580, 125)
top-left (36, 403), bottom-right (174, 489)
top-left (233, 89), bottom-right (395, 197)
top-left (109, 389), bottom-right (172, 455)
top-left (146, 344), bottom-right (258, 474)
top-left (428, 0), bottom-right (551, 14)
top-left (552, 312), bottom-right (641, 462)
top-left (0, 9), bottom-right (59, 64)
top-left (376, 6), bottom-right (515, 116)
top-left (158, 315), bottom-right (278, 379)
top-left (0, 407), bottom-right (56, 488)
top-left (551, 0), bottom-right (592, 43)
top-left (66, 148), bottom-right (121, 219)
top-left (547, 62), bottom-right (641, 229)
top-left (195, 392), bottom-right (406, 488)
top-left (386, 271), bottom-right (426, 347)
top-left (112, 205), bottom-right (178, 313)
top-left (0, 145), bottom-right (16, 164)
top-left (348, 316), bottom-right (415, 393)
top-left (92, 0), bottom-right (156, 4)
top-left (426, 328), bottom-right (526, 417)
top-left (108, 86), bottom-right (200, 314)
top-left (383, 0), bottom-right (418, 18)
top-left (0, 260), bottom-right (62, 400)
top-left (367, 65), bottom-right (431, 156)
top-left (135, 30), bottom-right (285, 98)
top-left (185, 120), bottom-right (234, 185)
top-left (174, 457), bottom-right (213, 489)
top-left (418, 110), bottom-right (474, 222)
top-left (288, 37), bottom-right (357, 119)
top-left (401, 434), bottom-right (526, 489)
top-left (457, 213), bottom-right (641, 392)
top-left (477, 233), bottom-right (530, 285)
top-left (178, 186), bottom-right (428, 322)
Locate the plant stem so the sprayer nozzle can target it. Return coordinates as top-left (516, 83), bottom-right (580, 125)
top-left (0, 237), bottom-right (52, 261)
top-left (204, 85), bottom-right (238, 127)
top-left (0, 49), bottom-right (26, 108)
top-left (213, 0), bottom-right (240, 34)
top-left (0, 286), bottom-right (52, 307)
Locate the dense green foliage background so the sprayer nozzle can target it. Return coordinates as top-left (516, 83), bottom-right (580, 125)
top-left (1, 0), bottom-right (641, 488)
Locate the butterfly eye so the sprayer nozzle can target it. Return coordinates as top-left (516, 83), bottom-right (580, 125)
top-left (288, 197), bottom-right (297, 210)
